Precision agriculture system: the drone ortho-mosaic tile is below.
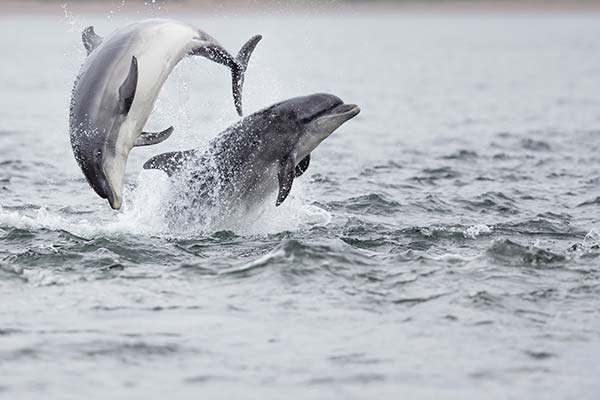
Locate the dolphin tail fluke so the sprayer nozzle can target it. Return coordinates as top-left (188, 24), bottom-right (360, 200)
top-left (231, 35), bottom-right (262, 116)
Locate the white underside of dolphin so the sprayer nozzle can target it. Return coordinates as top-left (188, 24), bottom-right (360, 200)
top-left (70, 18), bottom-right (262, 209)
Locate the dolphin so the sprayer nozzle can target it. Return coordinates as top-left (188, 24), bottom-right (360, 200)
top-left (143, 93), bottom-right (360, 221)
top-left (69, 19), bottom-right (262, 209)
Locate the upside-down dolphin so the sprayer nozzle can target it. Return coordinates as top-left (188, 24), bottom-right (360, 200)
top-left (69, 19), bottom-right (261, 209)
top-left (143, 94), bottom-right (360, 221)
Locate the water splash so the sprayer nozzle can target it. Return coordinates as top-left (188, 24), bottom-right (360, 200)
top-left (582, 228), bottom-right (600, 248)
top-left (61, 3), bottom-right (87, 34)
top-left (0, 204), bottom-right (158, 239)
top-left (125, 170), bottom-right (331, 237)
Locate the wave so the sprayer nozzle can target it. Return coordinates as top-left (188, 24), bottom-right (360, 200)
top-left (215, 238), bottom-right (376, 280)
top-left (458, 191), bottom-right (519, 214)
top-left (486, 239), bottom-right (566, 266)
top-left (328, 193), bottom-right (401, 215)
top-left (494, 216), bottom-right (583, 238)
top-left (410, 166), bottom-right (461, 184)
top-left (399, 224), bottom-right (493, 240)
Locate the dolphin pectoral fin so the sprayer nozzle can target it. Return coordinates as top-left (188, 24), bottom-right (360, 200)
top-left (82, 26), bottom-right (103, 55)
top-left (295, 154), bottom-right (311, 178)
top-left (143, 150), bottom-right (195, 177)
top-left (276, 158), bottom-right (295, 207)
top-left (231, 35), bottom-right (262, 116)
top-left (118, 56), bottom-right (138, 115)
top-left (134, 126), bottom-right (175, 147)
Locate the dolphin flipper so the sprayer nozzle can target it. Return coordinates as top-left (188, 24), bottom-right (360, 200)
top-left (295, 154), bottom-right (310, 178)
top-left (143, 150), bottom-right (196, 177)
top-left (118, 56), bottom-right (138, 115)
top-left (82, 26), bottom-right (103, 55)
top-left (276, 157), bottom-right (295, 206)
top-left (191, 34), bottom-right (262, 116)
top-left (135, 126), bottom-right (174, 147)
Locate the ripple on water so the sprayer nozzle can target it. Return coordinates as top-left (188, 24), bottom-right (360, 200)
top-left (399, 224), bottom-right (493, 241)
top-left (441, 149), bottom-right (479, 160)
top-left (458, 191), bottom-right (519, 215)
top-left (495, 216), bottom-right (583, 238)
top-left (221, 238), bottom-right (375, 279)
top-left (328, 193), bottom-right (402, 215)
top-left (410, 194), bottom-right (453, 214)
top-left (576, 196), bottom-right (600, 207)
top-left (77, 341), bottom-right (192, 360)
top-left (486, 239), bottom-right (566, 267)
top-left (521, 138), bottom-right (552, 152)
top-left (410, 166), bottom-right (461, 184)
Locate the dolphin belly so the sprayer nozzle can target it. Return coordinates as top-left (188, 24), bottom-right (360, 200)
top-left (120, 21), bottom-right (199, 137)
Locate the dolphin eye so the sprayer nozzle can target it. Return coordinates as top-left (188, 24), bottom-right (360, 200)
top-left (95, 149), bottom-right (102, 158)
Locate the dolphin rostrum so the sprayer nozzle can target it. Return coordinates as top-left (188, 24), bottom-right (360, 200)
top-left (143, 94), bottom-right (360, 222)
top-left (69, 19), bottom-right (262, 209)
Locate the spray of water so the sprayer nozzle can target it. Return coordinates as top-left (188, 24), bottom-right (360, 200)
top-left (123, 152), bottom-right (331, 237)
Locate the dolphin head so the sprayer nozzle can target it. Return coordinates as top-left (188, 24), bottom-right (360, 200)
top-left (70, 123), bottom-right (126, 210)
top-left (268, 94), bottom-right (360, 159)
top-left (69, 56), bottom-right (139, 210)
top-left (69, 87), bottom-right (130, 211)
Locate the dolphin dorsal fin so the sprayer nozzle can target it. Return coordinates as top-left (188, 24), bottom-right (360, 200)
top-left (143, 150), bottom-right (196, 177)
top-left (276, 157), bottom-right (296, 206)
top-left (118, 56), bottom-right (138, 115)
top-left (295, 154), bottom-right (310, 178)
top-left (134, 126), bottom-right (174, 147)
top-left (82, 26), bottom-right (103, 55)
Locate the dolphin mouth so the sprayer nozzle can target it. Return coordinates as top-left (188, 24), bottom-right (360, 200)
top-left (329, 103), bottom-right (361, 118)
top-left (315, 103), bottom-right (360, 123)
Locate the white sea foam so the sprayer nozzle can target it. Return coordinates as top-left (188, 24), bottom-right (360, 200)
top-left (21, 269), bottom-right (70, 287)
top-left (419, 224), bottom-right (493, 239)
top-left (463, 224), bottom-right (493, 239)
top-left (0, 173), bottom-right (331, 240)
top-left (0, 203), bottom-right (150, 239)
top-left (582, 228), bottom-right (600, 248)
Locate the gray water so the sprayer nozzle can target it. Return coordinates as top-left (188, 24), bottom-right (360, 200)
top-left (1, 5), bottom-right (600, 399)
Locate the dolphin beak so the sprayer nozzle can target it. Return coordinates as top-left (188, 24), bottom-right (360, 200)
top-left (107, 189), bottom-right (122, 210)
top-left (317, 103), bottom-right (360, 127)
top-left (333, 104), bottom-right (361, 119)
top-left (347, 104), bottom-right (361, 117)
top-left (102, 155), bottom-right (126, 210)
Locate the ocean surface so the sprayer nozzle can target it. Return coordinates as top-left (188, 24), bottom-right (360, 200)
top-left (1, 4), bottom-right (600, 399)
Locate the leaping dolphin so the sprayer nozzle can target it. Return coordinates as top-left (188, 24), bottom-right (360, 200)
top-left (143, 94), bottom-right (360, 222)
top-left (69, 19), bottom-right (261, 209)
